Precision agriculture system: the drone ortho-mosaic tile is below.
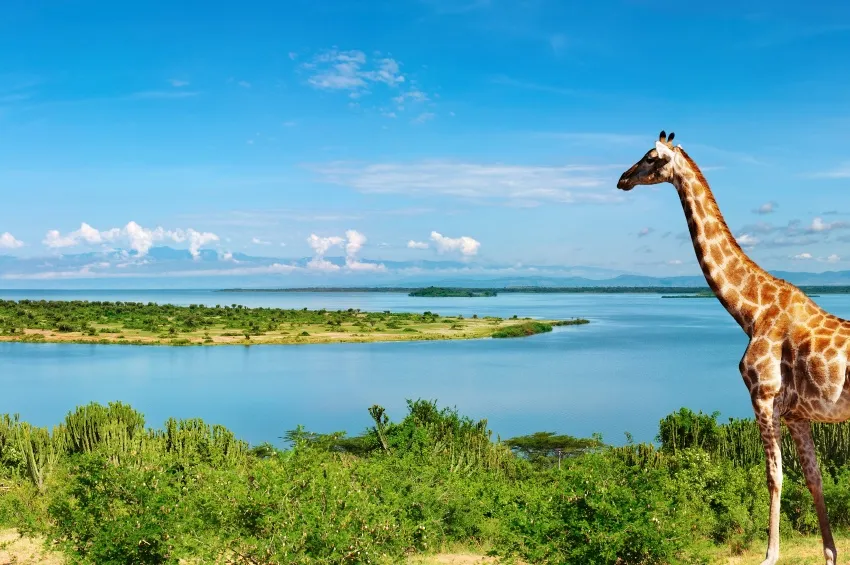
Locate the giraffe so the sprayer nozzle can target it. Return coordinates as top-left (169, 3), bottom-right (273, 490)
top-left (617, 131), bottom-right (850, 565)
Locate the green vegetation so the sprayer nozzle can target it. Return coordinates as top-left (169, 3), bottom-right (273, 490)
top-left (0, 300), bottom-right (577, 346)
top-left (491, 321), bottom-right (552, 338)
top-left (4, 401), bottom-right (850, 564)
top-left (408, 287), bottom-right (498, 298)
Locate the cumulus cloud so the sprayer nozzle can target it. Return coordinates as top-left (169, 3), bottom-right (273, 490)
top-left (430, 231), bottom-right (480, 256)
top-left (754, 201), bottom-right (777, 215)
top-left (827, 254), bottom-right (841, 263)
top-left (183, 229), bottom-right (219, 258)
top-left (307, 257), bottom-right (341, 272)
top-left (806, 217), bottom-right (850, 233)
top-left (345, 229), bottom-right (367, 256)
top-left (312, 161), bottom-right (622, 206)
top-left (0, 232), bottom-right (24, 249)
top-left (307, 234), bottom-right (345, 255)
top-left (736, 233), bottom-right (759, 247)
top-left (792, 252), bottom-right (813, 260)
top-left (43, 222), bottom-right (218, 259)
top-left (408, 240), bottom-right (429, 249)
top-left (252, 237), bottom-right (271, 245)
top-left (44, 222), bottom-right (120, 248)
top-left (306, 230), bottom-right (386, 272)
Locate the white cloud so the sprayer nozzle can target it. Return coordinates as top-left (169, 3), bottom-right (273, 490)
top-left (345, 229), bottom-right (367, 256)
top-left (754, 201), bottom-right (776, 215)
top-left (252, 237), bottom-right (271, 245)
top-left (169, 79), bottom-right (190, 87)
top-left (311, 160), bottom-right (622, 205)
top-left (412, 112), bottom-right (435, 124)
top-left (184, 229), bottom-right (219, 259)
top-left (430, 231), bottom-right (480, 256)
top-left (307, 257), bottom-right (341, 272)
top-left (238, 80), bottom-right (251, 88)
top-left (0, 232), bottom-right (24, 249)
top-left (43, 221), bottom-right (218, 259)
top-left (637, 227), bottom-right (653, 238)
top-left (305, 49), bottom-right (370, 90)
top-left (346, 260), bottom-right (386, 272)
top-left (282, 120), bottom-right (297, 127)
top-left (393, 90), bottom-right (429, 106)
top-left (806, 217), bottom-right (849, 233)
top-left (408, 240), bottom-right (429, 249)
top-left (307, 234), bottom-right (344, 255)
top-left (44, 222), bottom-right (120, 248)
top-left (827, 254), bottom-right (841, 263)
top-left (667, 259), bottom-right (683, 265)
top-left (306, 230), bottom-right (386, 272)
top-left (736, 233), bottom-right (760, 247)
top-left (793, 252), bottom-right (813, 260)
top-left (288, 52), bottom-right (298, 60)
top-left (303, 49), bottom-right (428, 111)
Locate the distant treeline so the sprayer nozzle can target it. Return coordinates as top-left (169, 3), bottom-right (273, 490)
top-left (219, 285), bottom-right (850, 295)
top-left (408, 286), bottom-right (498, 297)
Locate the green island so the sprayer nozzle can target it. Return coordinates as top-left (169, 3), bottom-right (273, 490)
top-left (408, 286), bottom-right (498, 297)
top-left (1, 401), bottom-right (848, 564)
top-left (0, 300), bottom-right (587, 346)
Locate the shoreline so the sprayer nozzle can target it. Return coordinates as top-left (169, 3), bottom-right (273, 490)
top-left (0, 326), bottom-right (564, 346)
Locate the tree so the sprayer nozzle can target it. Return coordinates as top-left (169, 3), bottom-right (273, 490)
top-left (504, 432), bottom-right (602, 468)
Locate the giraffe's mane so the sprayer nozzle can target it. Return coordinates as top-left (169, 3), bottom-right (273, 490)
top-left (674, 144), bottom-right (769, 274)
top-left (675, 146), bottom-right (710, 189)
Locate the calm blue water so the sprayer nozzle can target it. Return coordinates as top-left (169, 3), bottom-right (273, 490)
top-left (4, 290), bottom-right (850, 446)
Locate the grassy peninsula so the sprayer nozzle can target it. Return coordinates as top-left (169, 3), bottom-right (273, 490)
top-left (3, 401), bottom-right (850, 564)
top-left (0, 300), bottom-right (583, 346)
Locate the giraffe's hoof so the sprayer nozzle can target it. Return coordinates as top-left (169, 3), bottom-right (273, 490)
top-left (824, 547), bottom-right (836, 565)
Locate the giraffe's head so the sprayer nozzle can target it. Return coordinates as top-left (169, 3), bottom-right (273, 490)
top-left (617, 130), bottom-right (682, 191)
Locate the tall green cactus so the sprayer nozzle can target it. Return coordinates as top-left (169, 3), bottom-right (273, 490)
top-left (16, 423), bottom-right (61, 492)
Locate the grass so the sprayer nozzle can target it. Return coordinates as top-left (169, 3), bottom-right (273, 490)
top-left (0, 299), bottom-right (582, 346)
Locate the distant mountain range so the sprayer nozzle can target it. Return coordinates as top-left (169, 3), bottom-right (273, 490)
top-left (4, 246), bottom-right (850, 289)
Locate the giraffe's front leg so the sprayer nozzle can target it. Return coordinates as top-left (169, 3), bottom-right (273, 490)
top-left (786, 419), bottom-right (837, 565)
top-left (751, 395), bottom-right (783, 565)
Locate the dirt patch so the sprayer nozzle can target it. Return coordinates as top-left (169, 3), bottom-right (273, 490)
top-left (0, 529), bottom-right (63, 565)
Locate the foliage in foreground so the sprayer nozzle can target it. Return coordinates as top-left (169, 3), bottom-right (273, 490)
top-left (4, 402), bottom-right (850, 564)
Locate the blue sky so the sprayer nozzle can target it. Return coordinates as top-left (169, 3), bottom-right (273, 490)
top-left (2, 0), bottom-right (850, 283)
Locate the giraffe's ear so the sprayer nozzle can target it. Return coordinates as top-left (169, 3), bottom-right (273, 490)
top-left (655, 140), bottom-right (676, 162)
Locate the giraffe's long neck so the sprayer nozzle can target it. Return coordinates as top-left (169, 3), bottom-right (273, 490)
top-left (673, 152), bottom-right (776, 335)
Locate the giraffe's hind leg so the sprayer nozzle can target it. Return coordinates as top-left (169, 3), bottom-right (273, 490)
top-left (786, 419), bottom-right (836, 565)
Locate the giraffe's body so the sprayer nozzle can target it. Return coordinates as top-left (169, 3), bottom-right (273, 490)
top-left (618, 132), bottom-right (844, 565)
